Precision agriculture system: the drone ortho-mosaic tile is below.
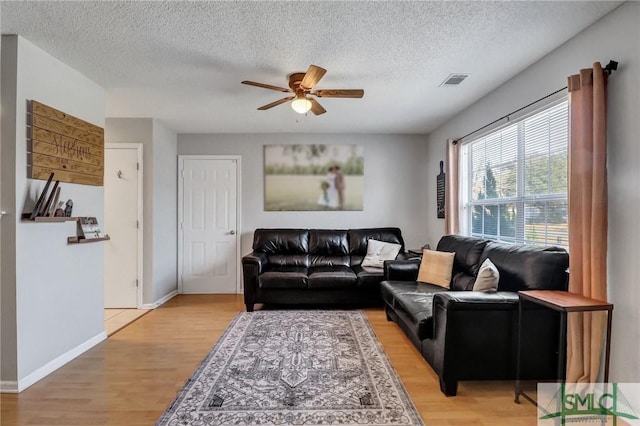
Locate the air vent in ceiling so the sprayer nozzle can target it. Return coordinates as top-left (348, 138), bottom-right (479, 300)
top-left (440, 73), bottom-right (469, 87)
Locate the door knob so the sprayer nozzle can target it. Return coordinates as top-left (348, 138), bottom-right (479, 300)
top-left (229, 230), bottom-right (236, 235)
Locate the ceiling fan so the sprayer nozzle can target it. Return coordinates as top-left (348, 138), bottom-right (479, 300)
top-left (241, 65), bottom-right (364, 115)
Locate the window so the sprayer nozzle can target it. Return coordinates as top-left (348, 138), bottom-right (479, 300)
top-left (461, 100), bottom-right (568, 247)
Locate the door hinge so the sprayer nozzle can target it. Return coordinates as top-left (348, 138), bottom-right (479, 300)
top-left (137, 162), bottom-right (140, 171)
top-left (136, 220), bottom-right (139, 229)
top-left (136, 279), bottom-right (139, 287)
top-left (180, 169), bottom-right (184, 178)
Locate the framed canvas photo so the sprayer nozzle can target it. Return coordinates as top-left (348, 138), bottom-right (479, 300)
top-left (264, 144), bottom-right (364, 211)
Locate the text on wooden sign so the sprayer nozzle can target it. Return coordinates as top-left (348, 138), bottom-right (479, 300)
top-left (29, 100), bottom-right (104, 186)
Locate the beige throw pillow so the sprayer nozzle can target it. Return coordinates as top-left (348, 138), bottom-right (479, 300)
top-left (417, 250), bottom-right (455, 288)
top-left (361, 239), bottom-right (402, 268)
top-left (473, 258), bottom-right (500, 292)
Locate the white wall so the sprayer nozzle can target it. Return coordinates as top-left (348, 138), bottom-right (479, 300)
top-left (424, 2), bottom-right (640, 383)
top-left (1, 35), bottom-right (106, 390)
top-left (151, 120), bottom-right (178, 302)
top-left (105, 118), bottom-right (177, 306)
top-left (178, 133), bottom-right (429, 255)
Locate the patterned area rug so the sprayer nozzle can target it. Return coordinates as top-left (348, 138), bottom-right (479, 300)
top-left (156, 310), bottom-right (424, 425)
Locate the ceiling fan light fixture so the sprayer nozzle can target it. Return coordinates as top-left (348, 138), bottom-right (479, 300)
top-left (291, 97), bottom-right (312, 114)
top-left (242, 65), bottom-right (361, 115)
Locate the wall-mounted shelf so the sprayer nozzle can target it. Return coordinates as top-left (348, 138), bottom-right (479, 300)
top-left (67, 236), bottom-right (110, 244)
top-left (21, 213), bottom-right (78, 223)
top-left (21, 213), bottom-right (109, 245)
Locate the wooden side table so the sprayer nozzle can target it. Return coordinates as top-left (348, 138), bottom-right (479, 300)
top-left (514, 290), bottom-right (614, 405)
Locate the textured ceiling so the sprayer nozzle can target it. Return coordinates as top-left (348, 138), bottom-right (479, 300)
top-left (1, 1), bottom-right (622, 134)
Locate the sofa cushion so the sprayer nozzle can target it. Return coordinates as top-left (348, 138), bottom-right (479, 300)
top-left (308, 266), bottom-right (357, 289)
top-left (361, 239), bottom-right (402, 268)
top-left (308, 229), bottom-right (350, 267)
top-left (259, 266), bottom-right (308, 289)
top-left (352, 265), bottom-right (384, 289)
top-left (253, 229), bottom-right (309, 254)
top-left (348, 228), bottom-right (404, 266)
top-left (309, 230), bottom-right (349, 255)
top-left (480, 241), bottom-right (569, 292)
top-left (417, 250), bottom-right (455, 288)
top-left (437, 235), bottom-right (487, 290)
top-left (451, 272), bottom-right (476, 291)
top-left (473, 258), bottom-right (500, 292)
top-left (308, 255), bottom-right (350, 268)
top-left (267, 254), bottom-right (310, 268)
top-left (380, 281), bottom-right (445, 340)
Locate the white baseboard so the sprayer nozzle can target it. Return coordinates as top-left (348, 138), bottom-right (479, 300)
top-left (9, 331), bottom-right (107, 393)
top-left (0, 380), bottom-right (19, 393)
top-left (141, 290), bottom-right (178, 309)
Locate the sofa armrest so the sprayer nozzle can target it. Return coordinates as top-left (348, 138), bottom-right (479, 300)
top-left (384, 259), bottom-right (420, 281)
top-left (396, 251), bottom-right (422, 261)
top-left (427, 291), bottom-right (520, 395)
top-left (241, 251), bottom-right (268, 311)
top-left (428, 290), bottom-right (561, 395)
top-left (242, 251), bottom-right (268, 274)
top-left (433, 291), bottom-right (519, 311)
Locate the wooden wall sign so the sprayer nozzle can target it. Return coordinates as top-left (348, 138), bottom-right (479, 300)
top-left (28, 100), bottom-right (104, 186)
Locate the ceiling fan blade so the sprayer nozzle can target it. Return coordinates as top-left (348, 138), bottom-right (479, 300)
top-left (300, 65), bottom-right (327, 90)
top-left (242, 80), bottom-right (292, 93)
top-left (313, 89), bottom-right (364, 98)
top-left (257, 96), bottom-right (295, 110)
top-left (309, 98), bottom-right (326, 115)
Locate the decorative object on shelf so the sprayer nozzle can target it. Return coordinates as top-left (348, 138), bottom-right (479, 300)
top-left (28, 100), bottom-right (104, 186)
top-left (47, 187), bottom-right (61, 217)
top-left (264, 144), bottom-right (364, 211)
top-left (29, 172), bottom-right (54, 219)
top-left (54, 201), bottom-right (66, 217)
top-left (64, 199), bottom-right (73, 217)
top-left (76, 216), bottom-right (104, 239)
top-left (40, 180), bottom-right (60, 217)
top-left (437, 160), bottom-right (445, 219)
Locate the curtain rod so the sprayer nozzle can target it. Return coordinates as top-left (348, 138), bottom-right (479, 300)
top-left (452, 60), bottom-right (618, 145)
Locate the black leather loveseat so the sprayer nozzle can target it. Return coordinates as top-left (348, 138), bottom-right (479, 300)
top-left (381, 235), bottom-right (569, 396)
top-left (242, 228), bottom-right (407, 312)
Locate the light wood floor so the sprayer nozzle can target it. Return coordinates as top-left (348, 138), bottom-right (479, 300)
top-left (1, 295), bottom-right (538, 425)
top-left (104, 309), bottom-right (149, 336)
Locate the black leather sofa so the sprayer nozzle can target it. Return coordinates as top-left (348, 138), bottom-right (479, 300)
top-left (242, 228), bottom-right (407, 312)
top-left (381, 235), bottom-right (569, 396)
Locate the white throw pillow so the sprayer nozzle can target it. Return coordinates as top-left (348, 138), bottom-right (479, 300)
top-left (473, 258), bottom-right (500, 292)
top-left (361, 239), bottom-right (402, 268)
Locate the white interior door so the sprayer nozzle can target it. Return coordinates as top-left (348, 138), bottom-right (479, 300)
top-left (180, 157), bottom-right (239, 294)
top-left (105, 144), bottom-right (142, 308)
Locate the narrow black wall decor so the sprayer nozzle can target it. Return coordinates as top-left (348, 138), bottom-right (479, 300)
top-left (437, 160), bottom-right (445, 219)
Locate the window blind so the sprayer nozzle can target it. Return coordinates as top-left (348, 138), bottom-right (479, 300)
top-left (462, 100), bottom-right (568, 247)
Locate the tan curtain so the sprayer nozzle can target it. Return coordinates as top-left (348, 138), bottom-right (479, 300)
top-left (566, 62), bottom-right (608, 383)
top-left (445, 139), bottom-right (460, 235)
